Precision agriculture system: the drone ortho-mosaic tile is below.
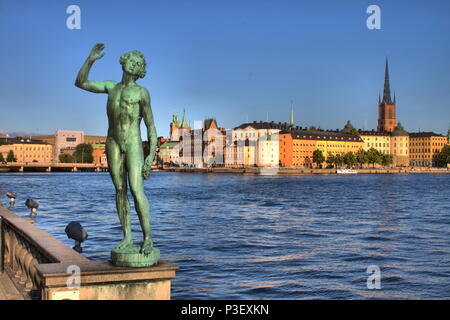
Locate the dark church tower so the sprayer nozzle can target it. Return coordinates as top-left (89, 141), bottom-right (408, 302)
top-left (377, 58), bottom-right (397, 132)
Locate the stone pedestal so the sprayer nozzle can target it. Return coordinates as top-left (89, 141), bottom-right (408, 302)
top-left (111, 246), bottom-right (160, 267)
top-left (35, 259), bottom-right (178, 300)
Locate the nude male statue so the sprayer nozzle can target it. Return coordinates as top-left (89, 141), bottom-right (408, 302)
top-left (75, 43), bottom-right (157, 256)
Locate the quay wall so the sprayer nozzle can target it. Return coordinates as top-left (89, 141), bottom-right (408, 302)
top-left (159, 167), bottom-right (450, 174)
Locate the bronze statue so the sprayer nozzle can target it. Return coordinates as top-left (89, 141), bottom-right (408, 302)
top-left (75, 43), bottom-right (159, 266)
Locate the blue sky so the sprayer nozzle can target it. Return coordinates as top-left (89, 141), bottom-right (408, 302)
top-left (0, 0), bottom-right (449, 138)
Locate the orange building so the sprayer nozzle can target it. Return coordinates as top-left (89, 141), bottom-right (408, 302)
top-left (92, 144), bottom-right (107, 166)
top-left (279, 129), bottom-right (364, 168)
top-left (409, 132), bottom-right (448, 167)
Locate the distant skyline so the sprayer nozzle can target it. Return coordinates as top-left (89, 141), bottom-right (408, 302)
top-left (1, 0), bottom-right (450, 138)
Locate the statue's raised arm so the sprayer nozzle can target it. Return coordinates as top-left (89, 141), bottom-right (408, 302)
top-left (75, 43), bottom-right (116, 93)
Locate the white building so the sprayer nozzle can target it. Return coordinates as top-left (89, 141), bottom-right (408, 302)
top-left (54, 130), bottom-right (84, 162)
top-left (225, 121), bottom-right (284, 168)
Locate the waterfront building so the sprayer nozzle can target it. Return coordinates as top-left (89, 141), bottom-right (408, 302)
top-left (279, 129), bottom-right (364, 167)
top-left (0, 139), bottom-right (53, 163)
top-left (225, 121), bottom-right (289, 168)
top-left (357, 59), bottom-right (409, 167)
top-left (202, 119), bottom-right (226, 167)
top-left (159, 141), bottom-right (180, 165)
top-left (92, 143), bottom-right (107, 166)
top-left (170, 110), bottom-right (191, 142)
top-left (409, 132), bottom-right (448, 167)
top-left (179, 118), bottom-right (226, 168)
top-left (359, 130), bottom-right (391, 154)
top-left (390, 123), bottom-right (409, 167)
top-left (377, 58), bottom-right (397, 132)
top-left (54, 130), bottom-right (84, 162)
top-left (31, 132), bottom-right (106, 162)
top-left (256, 131), bottom-right (279, 167)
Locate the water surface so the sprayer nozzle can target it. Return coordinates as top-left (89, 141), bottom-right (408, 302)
top-left (0, 172), bottom-right (449, 299)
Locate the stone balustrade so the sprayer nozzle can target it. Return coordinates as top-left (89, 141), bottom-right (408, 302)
top-left (0, 207), bottom-right (178, 300)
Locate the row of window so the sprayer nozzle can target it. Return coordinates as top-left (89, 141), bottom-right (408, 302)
top-left (410, 149), bottom-right (442, 154)
top-left (367, 143), bottom-right (389, 148)
top-left (410, 142), bottom-right (445, 147)
top-left (15, 146), bottom-right (51, 151)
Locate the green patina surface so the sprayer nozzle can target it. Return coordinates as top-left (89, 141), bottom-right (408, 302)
top-left (75, 44), bottom-right (159, 267)
top-left (111, 246), bottom-right (160, 267)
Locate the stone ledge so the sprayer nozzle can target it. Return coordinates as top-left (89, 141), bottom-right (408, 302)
top-left (35, 259), bottom-right (179, 287)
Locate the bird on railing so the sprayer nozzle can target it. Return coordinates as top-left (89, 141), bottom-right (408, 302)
top-left (6, 192), bottom-right (16, 208)
top-left (65, 221), bottom-right (88, 253)
top-left (25, 199), bottom-right (39, 217)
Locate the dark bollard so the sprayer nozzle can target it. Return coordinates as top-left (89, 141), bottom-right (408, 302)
top-left (6, 192), bottom-right (16, 208)
top-left (65, 221), bottom-right (88, 253)
top-left (25, 199), bottom-right (39, 216)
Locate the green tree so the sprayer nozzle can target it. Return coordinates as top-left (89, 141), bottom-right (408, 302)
top-left (6, 150), bottom-right (16, 162)
top-left (334, 153), bottom-right (344, 168)
top-left (308, 126), bottom-right (318, 131)
top-left (326, 154), bottom-right (335, 168)
top-left (355, 149), bottom-right (367, 168)
top-left (73, 143), bottom-right (93, 163)
top-left (312, 149), bottom-right (325, 168)
top-left (343, 152), bottom-right (356, 168)
top-left (436, 145), bottom-right (450, 167)
top-left (59, 153), bottom-right (75, 163)
top-left (381, 154), bottom-right (394, 167)
top-left (367, 148), bottom-right (382, 167)
top-left (0, 152), bottom-right (4, 162)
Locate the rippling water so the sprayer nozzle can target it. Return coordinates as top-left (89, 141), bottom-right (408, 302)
top-left (0, 172), bottom-right (449, 299)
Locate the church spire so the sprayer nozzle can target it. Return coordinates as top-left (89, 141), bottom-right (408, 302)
top-left (180, 109), bottom-right (190, 129)
top-left (289, 101), bottom-right (294, 127)
top-left (383, 57), bottom-right (393, 104)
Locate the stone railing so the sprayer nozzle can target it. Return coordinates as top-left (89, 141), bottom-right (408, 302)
top-left (0, 207), bottom-right (178, 300)
top-left (0, 207), bottom-right (90, 299)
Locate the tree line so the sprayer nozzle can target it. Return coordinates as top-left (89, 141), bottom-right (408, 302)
top-left (59, 143), bottom-right (94, 163)
top-left (312, 148), bottom-right (394, 168)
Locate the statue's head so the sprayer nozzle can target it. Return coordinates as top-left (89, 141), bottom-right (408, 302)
top-left (120, 50), bottom-right (147, 79)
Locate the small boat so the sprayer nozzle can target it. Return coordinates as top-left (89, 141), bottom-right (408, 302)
top-left (337, 168), bottom-right (358, 174)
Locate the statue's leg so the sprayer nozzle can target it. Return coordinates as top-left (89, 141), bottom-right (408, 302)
top-left (126, 143), bottom-right (152, 254)
top-left (107, 139), bottom-right (133, 250)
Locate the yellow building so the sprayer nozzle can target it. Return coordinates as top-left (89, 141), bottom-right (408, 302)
top-left (390, 123), bottom-right (409, 167)
top-left (359, 131), bottom-right (391, 154)
top-left (0, 140), bottom-right (53, 163)
top-left (409, 132), bottom-right (448, 167)
top-left (360, 123), bottom-right (409, 167)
